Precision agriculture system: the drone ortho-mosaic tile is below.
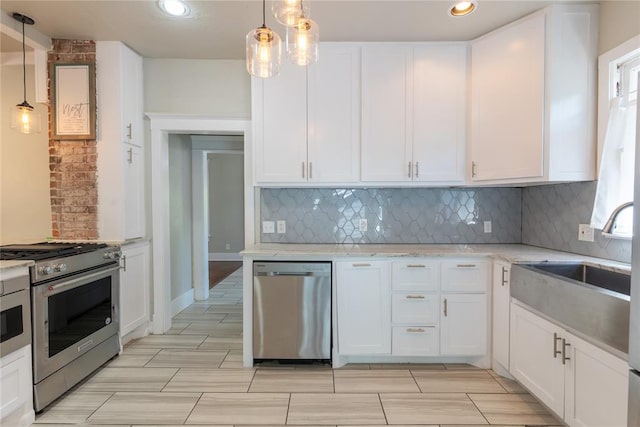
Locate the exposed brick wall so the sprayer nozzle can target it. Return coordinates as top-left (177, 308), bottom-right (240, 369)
top-left (48, 40), bottom-right (98, 240)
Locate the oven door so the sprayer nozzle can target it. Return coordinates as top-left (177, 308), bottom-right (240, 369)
top-left (0, 289), bottom-right (31, 358)
top-left (32, 263), bottom-right (120, 383)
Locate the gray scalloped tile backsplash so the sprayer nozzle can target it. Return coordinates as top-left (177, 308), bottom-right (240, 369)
top-left (260, 188), bottom-right (522, 244)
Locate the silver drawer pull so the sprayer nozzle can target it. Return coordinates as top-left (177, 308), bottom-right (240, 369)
top-left (352, 263), bottom-right (371, 267)
top-left (406, 264), bottom-right (426, 268)
top-left (406, 328), bottom-right (425, 333)
top-left (456, 264), bottom-right (477, 268)
top-left (405, 295), bottom-right (425, 299)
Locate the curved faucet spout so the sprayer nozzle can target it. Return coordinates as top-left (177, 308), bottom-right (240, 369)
top-left (602, 201), bottom-right (633, 234)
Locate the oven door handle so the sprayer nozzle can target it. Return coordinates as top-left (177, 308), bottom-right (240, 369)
top-left (41, 264), bottom-right (119, 296)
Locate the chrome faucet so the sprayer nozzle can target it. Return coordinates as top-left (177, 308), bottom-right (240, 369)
top-left (602, 201), bottom-right (633, 234)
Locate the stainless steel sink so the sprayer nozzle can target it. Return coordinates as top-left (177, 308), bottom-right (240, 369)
top-left (526, 262), bottom-right (630, 297)
top-left (511, 262), bottom-right (630, 355)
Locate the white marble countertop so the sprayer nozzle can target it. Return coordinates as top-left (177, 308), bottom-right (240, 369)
top-left (241, 243), bottom-right (631, 273)
top-left (0, 260), bottom-right (34, 275)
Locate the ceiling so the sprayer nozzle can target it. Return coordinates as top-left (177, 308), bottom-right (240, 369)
top-left (0, 0), bottom-right (569, 59)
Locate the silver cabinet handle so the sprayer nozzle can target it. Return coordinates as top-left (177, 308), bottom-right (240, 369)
top-left (501, 267), bottom-right (508, 286)
top-left (126, 123), bottom-right (132, 140)
top-left (443, 298), bottom-right (448, 317)
top-left (562, 339), bottom-right (571, 365)
top-left (309, 162), bottom-right (313, 179)
top-left (405, 295), bottom-right (426, 299)
top-left (408, 161), bottom-right (412, 178)
top-left (415, 162), bottom-right (419, 178)
top-left (352, 263), bottom-right (371, 267)
top-left (456, 264), bottom-right (477, 268)
top-left (406, 264), bottom-right (426, 268)
top-left (127, 148), bottom-right (133, 164)
top-left (302, 162), bottom-right (305, 179)
top-left (120, 254), bottom-right (127, 272)
top-left (553, 332), bottom-right (561, 358)
top-left (472, 161), bottom-right (478, 178)
top-left (406, 328), bottom-right (426, 333)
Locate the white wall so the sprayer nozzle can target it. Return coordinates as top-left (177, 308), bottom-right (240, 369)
top-left (208, 152), bottom-right (244, 254)
top-left (599, 1), bottom-right (640, 55)
top-left (168, 134), bottom-right (193, 299)
top-left (0, 61), bottom-right (51, 245)
top-left (143, 59), bottom-right (251, 117)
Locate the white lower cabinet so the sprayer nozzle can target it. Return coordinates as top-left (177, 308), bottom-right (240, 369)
top-left (440, 293), bottom-right (487, 356)
top-left (492, 260), bottom-right (511, 370)
top-left (336, 261), bottom-right (391, 355)
top-left (510, 302), bottom-right (628, 426)
top-left (392, 326), bottom-right (439, 356)
top-left (119, 241), bottom-right (151, 339)
top-left (0, 345), bottom-right (33, 425)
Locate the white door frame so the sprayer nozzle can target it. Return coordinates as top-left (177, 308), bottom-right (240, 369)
top-left (147, 114), bottom-right (252, 334)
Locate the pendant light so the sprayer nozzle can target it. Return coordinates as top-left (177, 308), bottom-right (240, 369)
top-left (272, 0), bottom-right (309, 27)
top-left (11, 12), bottom-right (41, 134)
top-left (286, 0), bottom-right (319, 67)
top-left (246, 0), bottom-right (281, 79)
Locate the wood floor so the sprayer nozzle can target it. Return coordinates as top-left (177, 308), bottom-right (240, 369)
top-left (209, 261), bottom-right (243, 288)
top-left (33, 268), bottom-right (562, 426)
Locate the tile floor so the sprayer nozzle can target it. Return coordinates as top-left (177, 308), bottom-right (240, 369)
top-left (33, 269), bottom-right (562, 426)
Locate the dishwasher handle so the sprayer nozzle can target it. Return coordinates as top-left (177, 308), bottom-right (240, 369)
top-left (255, 271), bottom-right (316, 277)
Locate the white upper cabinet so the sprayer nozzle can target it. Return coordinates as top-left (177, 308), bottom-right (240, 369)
top-left (96, 41), bottom-right (145, 241)
top-left (470, 4), bottom-right (598, 184)
top-left (361, 44), bottom-right (467, 184)
top-left (253, 44), bottom-right (361, 185)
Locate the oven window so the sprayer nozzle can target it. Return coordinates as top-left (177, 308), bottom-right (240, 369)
top-left (48, 276), bottom-right (112, 357)
top-left (1, 305), bottom-right (23, 343)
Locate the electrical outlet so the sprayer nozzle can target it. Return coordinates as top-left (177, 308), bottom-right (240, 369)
top-left (578, 224), bottom-right (594, 242)
top-left (262, 221), bottom-right (275, 234)
top-left (225, 243), bottom-right (231, 250)
top-left (277, 220), bottom-right (286, 234)
top-left (359, 218), bottom-right (368, 232)
top-left (484, 221), bottom-right (492, 233)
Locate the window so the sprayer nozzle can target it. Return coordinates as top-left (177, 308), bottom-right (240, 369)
top-left (591, 41), bottom-right (639, 239)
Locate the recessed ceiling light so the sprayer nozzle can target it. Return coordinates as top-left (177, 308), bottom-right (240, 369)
top-left (158, 0), bottom-right (190, 17)
top-left (449, 1), bottom-right (477, 17)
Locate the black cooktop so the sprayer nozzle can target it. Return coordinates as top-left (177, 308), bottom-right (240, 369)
top-left (0, 242), bottom-right (108, 261)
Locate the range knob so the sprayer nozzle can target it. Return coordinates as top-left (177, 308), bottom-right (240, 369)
top-left (55, 263), bottom-right (68, 273)
top-left (104, 251), bottom-right (115, 260)
top-left (39, 265), bottom-right (54, 276)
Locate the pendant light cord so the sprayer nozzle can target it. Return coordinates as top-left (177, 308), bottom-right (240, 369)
top-left (262, 0), bottom-right (266, 27)
top-left (21, 18), bottom-right (27, 103)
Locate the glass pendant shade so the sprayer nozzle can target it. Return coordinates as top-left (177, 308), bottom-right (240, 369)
top-left (246, 26), bottom-right (282, 79)
top-left (286, 18), bottom-right (319, 66)
top-left (12, 102), bottom-right (41, 134)
top-left (272, 0), bottom-right (309, 26)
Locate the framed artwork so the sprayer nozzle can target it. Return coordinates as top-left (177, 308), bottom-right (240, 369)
top-left (50, 62), bottom-right (96, 140)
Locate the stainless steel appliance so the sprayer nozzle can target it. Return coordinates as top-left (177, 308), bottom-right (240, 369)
top-left (0, 243), bottom-right (121, 411)
top-left (630, 80), bottom-right (640, 425)
top-left (253, 261), bottom-right (331, 361)
top-left (0, 275), bottom-right (31, 357)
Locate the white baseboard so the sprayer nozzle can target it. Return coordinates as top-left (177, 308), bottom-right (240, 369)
top-left (209, 252), bottom-right (242, 261)
top-left (171, 288), bottom-right (195, 316)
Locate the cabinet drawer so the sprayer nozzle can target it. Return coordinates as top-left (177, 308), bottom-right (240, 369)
top-left (392, 292), bottom-right (439, 324)
top-left (441, 260), bottom-right (489, 292)
top-left (392, 326), bottom-right (439, 356)
top-left (391, 261), bottom-right (439, 291)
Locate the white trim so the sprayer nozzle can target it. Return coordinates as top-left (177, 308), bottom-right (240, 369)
top-left (171, 288), bottom-right (195, 317)
top-left (597, 35), bottom-right (640, 173)
top-left (209, 252), bottom-right (242, 261)
top-left (147, 114), bottom-right (253, 334)
top-left (192, 151), bottom-right (209, 302)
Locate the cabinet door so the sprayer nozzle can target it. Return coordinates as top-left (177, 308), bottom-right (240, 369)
top-left (510, 303), bottom-right (565, 416)
top-left (392, 326), bottom-right (439, 356)
top-left (253, 63), bottom-right (308, 183)
top-left (391, 260), bottom-right (439, 291)
top-left (120, 243), bottom-right (150, 336)
top-left (470, 13), bottom-right (545, 181)
top-left (361, 46), bottom-right (413, 182)
top-left (440, 293), bottom-right (487, 356)
top-left (392, 292), bottom-right (439, 325)
top-left (412, 44), bottom-right (466, 183)
top-left (337, 261), bottom-right (391, 355)
top-left (0, 346), bottom-right (32, 419)
top-left (564, 332), bottom-right (629, 427)
top-left (307, 45), bottom-right (360, 183)
top-left (492, 261), bottom-right (510, 370)
top-left (441, 260), bottom-right (489, 293)
top-left (123, 144), bottom-right (145, 240)
top-left (121, 44), bottom-right (143, 148)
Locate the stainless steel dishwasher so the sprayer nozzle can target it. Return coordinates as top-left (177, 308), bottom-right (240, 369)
top-left (253, 261), bottom-right (331, 361)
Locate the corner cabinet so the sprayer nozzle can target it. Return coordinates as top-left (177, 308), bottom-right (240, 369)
top-left (470, 4), bottom-right (598, 184)
top-left (252, 44), bottom-right (361, 185)
top-left (96, 41), bottom-right (146, 240)
top-left (360, 43), bottom-right (467, 184)
top-left (510, 302), bottom-right (628, 426)
top-left (492, 260), bottom-right (511, 371)
top-left (119, 241), bottom-right (151, 342)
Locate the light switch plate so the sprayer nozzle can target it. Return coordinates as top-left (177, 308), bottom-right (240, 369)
top-left (578, 224), bottom-right (594, 242)
top-left (277, 220), bottom-right (286, 234)
top-left (262, 221), bottom-right (275, 234)
top-left (359, 218), bottom-right (368, 232)
top-left (484, 221), bottom-right (492, 233)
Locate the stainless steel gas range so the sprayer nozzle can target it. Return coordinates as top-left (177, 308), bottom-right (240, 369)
top-left (0, 242), bottom-right (121, 411)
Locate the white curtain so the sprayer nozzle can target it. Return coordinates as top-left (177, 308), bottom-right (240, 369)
top-left (590, 97), bottom-right (637, 229)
